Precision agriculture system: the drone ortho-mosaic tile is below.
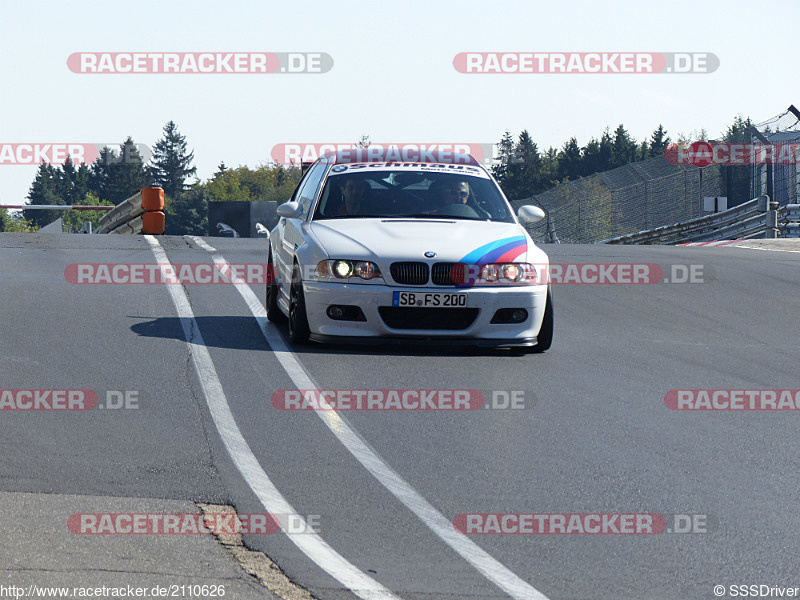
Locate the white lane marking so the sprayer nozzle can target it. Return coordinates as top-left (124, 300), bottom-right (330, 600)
top-left (145, 235), bottom-right (398, 600)
top-left (192, 237), bottom-right (217, 252)
top-left (189, 236), bottom-right (550, 600)
top-left (734, 244), bottom-right (800, 254)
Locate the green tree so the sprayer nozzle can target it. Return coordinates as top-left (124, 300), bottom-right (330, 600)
top-left (148, 121), bottom-right (197, 199)
top-left (648, 124), bottom-right (670, 158)
top-left (0, 209), bottom-right (36, 232)
top-left (510, 130), bottom-right (542, 198)
top-left (581, 130), bottom-right (613, 176)
top-left (611, 124), bottom-right (638, 167)
top-left (88, 146), bottom-right (115, 198)
top-left (205, 168), bottom-right (252, 203)
top-left (491, 130), bottom-right (516, 183)
top-left (165, 186), bottom-right (208, 236)
top-left (61, 156), bottom-right (91, 206)
top-left (540, 146), bottom-right (559, 189)
top-left (24, 163), bottom-right (63, 228)
top-left (89, 138), bottom-right (149, 205)
top-left (637, 140), bottom-right (649, 161)
top-left (204, 164), bottom-right (301, 204)
top-left (61, 192), bottom-right (114, 233)
top-left (557, 137), bottom-right (582, 182)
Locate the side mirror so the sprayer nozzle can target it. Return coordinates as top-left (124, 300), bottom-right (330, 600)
top-left (277, 201), bottom-right (304, 219)
top-left (517, 205), bottom-right (546, 224)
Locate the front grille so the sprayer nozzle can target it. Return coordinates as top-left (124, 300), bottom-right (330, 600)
top-left (390, 262), bottom-right (429, 285)
top-left (431, 262), bottom-right (468, 286)
top-left (378, 307), bottom-right (479, 330)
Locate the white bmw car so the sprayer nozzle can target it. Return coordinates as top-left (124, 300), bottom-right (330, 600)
top-left (266, 152), bottom-right (553, 353)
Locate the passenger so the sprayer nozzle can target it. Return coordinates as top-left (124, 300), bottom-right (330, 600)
top-left (430, 180), bottom-right (471, 210)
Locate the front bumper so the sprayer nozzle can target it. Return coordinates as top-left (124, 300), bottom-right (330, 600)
top-left (302, 280), bottom-right (548, 345)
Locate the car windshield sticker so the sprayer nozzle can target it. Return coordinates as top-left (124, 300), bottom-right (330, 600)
top-left (329, 163), bottom-right (489, 178)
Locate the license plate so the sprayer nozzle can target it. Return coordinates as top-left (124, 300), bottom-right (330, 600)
top-left (392, 291), bottom-right (468, 307)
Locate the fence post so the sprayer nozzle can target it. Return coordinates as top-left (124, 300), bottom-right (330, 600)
top-left (766, 210), bottom-right (778, 238)
top-left (546, 213), bottom-right (560, 244)
top-left (757, 195), bottom-right (779, 238)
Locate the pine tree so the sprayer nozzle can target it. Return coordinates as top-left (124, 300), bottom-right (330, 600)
top-left (491, 130), bottom-right (516, 183)
top-left (581, 138), bottom-right (600, 176)
top-left (648, 125), bottom-right (670, 158)
top-left (513, 130), bottom-right (542, 198)
top-left (24, 163), bottom-right (63, 228)
top-left (88, 139), bottom-right (149, 205)
top-left (611, 125), bottom-right (638, 167)
top-left (540, 147), bottom-right (559, 189)
top-left (637, 140), bottom-right (649, 161)
top-left (557, 138), bottom-right (582, 181)
top-left (61, 156), bottom-right (90, 206)
top-left (582, 134), bottom-right (613, 176)
top-left (148, 121), bottom-right (197, 200)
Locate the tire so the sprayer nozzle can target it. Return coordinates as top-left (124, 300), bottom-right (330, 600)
top-left (522, 287), bottom-right (553, 354)
top-left (265, 249), bottom-right (286, 323)
top-left (288, 263), bottom-right (310, 344)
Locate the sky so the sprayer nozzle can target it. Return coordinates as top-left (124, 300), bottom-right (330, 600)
top-left (1, 0), bottom-right (798, 206)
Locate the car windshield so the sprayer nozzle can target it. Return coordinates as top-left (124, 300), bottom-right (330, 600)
top-left (312, 168), bottom-right (516, 223)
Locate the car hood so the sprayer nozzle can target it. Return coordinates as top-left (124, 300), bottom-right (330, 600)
top-left (307, 218), bottom-right (547, 264)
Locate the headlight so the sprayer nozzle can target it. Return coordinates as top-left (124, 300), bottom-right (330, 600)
top-left (333, 260), bottom-right (353, 278)
top-left (354, 261), bottom-right (380, 279)
top-left (502, 264), bottom-right (520, 281)
top-left (480, 264), bottom-right (499, 282)
top-left (316, 260), bottom-right (383, 281)
top-left (474, 262), bottom-right (537, 285)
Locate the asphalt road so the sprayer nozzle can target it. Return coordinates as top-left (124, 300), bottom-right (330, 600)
top-left (1, 232), bottom-right (799, 600)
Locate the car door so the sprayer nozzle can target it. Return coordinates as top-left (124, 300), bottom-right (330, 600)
top-left (275, 161), bottom-right (328, 292)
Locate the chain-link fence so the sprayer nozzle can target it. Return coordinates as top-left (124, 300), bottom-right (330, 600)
top-left (511, 155), bottom-right (721, 244)
top-left (750, 108), bottom-right (800, 208)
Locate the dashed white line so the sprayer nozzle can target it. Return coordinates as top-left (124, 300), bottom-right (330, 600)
top-left (188, 236), bottom-right (550, 600)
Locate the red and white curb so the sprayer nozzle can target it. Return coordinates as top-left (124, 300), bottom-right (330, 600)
top-left (677, 240), bottom-right (746, 247)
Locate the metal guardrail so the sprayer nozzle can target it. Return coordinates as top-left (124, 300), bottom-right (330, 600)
top-left (599, 195), bottom-right (779, 245)
top-left (0, 204), bottom-right (114, 211)
top-left (784, 204), bottom-right (800, 238)
top-left (95, 187), bottom-right (165, 234)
